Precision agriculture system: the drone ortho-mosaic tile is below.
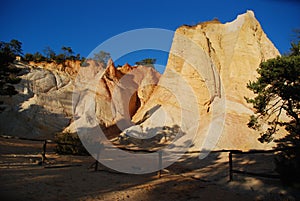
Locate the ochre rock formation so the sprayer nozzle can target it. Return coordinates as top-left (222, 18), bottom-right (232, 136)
top-left (130, 10), bottom-right (281, 150)
top-left (0, 11), bottom-right (284, 151)
top-left (0, 59), bottom-right (160, 139)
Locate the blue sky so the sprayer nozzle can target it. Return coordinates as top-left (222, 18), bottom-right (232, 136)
top-left (1, 0), bottom-right (299, 73)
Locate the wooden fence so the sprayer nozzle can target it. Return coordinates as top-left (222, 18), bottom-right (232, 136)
top-left (1, 134), bottom-right (294, 181)
top-left (0, 134), bottom-right (75, 164)
top-left (228, 150), bottom-right (278, 181)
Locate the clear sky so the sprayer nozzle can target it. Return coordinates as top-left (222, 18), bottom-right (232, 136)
top-left (1, 0), bottom-right (299, 72)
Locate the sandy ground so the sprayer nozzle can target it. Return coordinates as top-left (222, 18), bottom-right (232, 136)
top-left (0, 138), bottom-right (299, 201)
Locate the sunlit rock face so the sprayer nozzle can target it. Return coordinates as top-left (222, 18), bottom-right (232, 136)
top-left (0, 59), bottom-right (160, 139)
top-left (1, 11), bottom-right (282, 151)
top-left (70, 59), bottom-right (161, 139)
top-left (129, 11), bottom-right (281, 150)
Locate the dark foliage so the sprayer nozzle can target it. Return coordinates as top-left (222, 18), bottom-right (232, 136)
top-left (246, 39), bottom-right (300, 185)
top-left (0, 39), bottom-right (23, 96)
top-left (135, 58), bottom-right (156, 68)
top-left (0, 39), bottom-right (22, 66)
top-left (54, 132), bottom-right (89, 155)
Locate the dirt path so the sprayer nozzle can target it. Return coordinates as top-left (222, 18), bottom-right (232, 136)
top-left (0, 138), bottom-right (297, 201)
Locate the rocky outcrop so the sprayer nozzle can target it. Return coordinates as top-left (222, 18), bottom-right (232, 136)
top-left (0, 62), bottom-right (73, 138)
top-left (0, 11), bottom-right (283, 151)
top-left (28, 60), bottom-right (81, 76)
top-left (128, 10), bottom-right (281, 150)
top-left (0, 60), bottom-right (160, 139)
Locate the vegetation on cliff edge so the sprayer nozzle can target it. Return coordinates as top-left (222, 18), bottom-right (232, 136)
top-left (246, 38), bottom-right (300, 185)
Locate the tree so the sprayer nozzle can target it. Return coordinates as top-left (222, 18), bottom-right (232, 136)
top-left (32, 52), bottom-right (46, 62)
top-left (54, 53), bottom-right (66, 65)
top-left (0, 39), bottom-right (23, 96)
top-left (246, 39), bottom-right (300, 185)
top-left (43, 46), bottom-right (56, 61)
top-left (61, 46), bottom-right (74, 60)
top-left (75, 53), bottom-right (81, 61)
top-left (93, 50), bottom-right (111, 65)
top-left (135, 58), bottom-right (156, 68)
top-left (24, 53), bottom-right (34, 62)
top-left (0, 39), bottom-right (22, 66)
top-left (8, 39), bottom-right (22, 56)
top-left (80, 57), bottom-right (89, 67)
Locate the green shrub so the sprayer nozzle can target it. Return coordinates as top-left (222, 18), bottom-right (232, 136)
top-left (54, 132), bottom-right (89, 155)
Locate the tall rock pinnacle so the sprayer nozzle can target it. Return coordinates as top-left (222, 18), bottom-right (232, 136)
top-left (131, 10), bottom-right (281, 150)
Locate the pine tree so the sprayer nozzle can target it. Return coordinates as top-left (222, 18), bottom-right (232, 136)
top-left (0, 39), bottom-right (23, 96)
top-left (246, 39), bottom-right (300, 185)
top-left (135, 58), bottom-right (156, 68)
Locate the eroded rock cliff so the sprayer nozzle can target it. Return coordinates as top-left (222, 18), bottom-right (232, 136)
top-left (0, 11), bottom-right (283, 151)
top-left (129, 10), bottom-right (281, 150)
top-left (0, 59), bottom-right (160, 139)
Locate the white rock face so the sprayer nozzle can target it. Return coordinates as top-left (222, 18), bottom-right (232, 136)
top-left (0, 60), bottom-right (160, 139)
top-left (0, 63), bottom-right (72, 138)
top-left (130, 10), bottom-right (281, 150)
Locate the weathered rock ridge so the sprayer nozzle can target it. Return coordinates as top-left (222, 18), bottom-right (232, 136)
top-left (128, 10), bottom-right (281, 150)
top-left (0, 60), bottom-right (160, 139)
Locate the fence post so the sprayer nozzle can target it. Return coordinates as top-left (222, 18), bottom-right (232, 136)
top-left (94, 160), bottom-right (99, 171)
top-left (94, 143), bottom-right (103, 171)
top-left (229, 151), bottom-right (233, 181)
top-left (157, 150), bottom-right (162, 178)
top-left (41, 140), bottom-right (47, 164)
